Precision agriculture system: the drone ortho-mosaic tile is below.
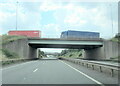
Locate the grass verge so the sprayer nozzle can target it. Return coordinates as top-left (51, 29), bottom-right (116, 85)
top-left (1, 35), bottom-right (27, 45)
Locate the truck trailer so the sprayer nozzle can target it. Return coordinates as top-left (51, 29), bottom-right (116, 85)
top-left (8, 30), bottom-right (41, 38)
top-left (61, 30), bottom-right (100, 39)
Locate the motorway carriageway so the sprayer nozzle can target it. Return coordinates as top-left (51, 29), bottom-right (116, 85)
top-left (1, 57), bottom-right (119, 85)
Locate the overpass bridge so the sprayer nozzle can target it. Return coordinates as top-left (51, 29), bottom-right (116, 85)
top-left (2, 38), bottom-right (119, 60)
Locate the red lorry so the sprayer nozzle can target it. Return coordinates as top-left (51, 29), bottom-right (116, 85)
top-left (8, 30), bottom-right (41, 37)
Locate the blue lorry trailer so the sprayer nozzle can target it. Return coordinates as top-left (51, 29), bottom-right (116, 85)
top-left (60, 30), bottom-right (100, 38)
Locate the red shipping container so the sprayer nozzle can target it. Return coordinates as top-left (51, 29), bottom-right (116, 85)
top-left (8, 30), bottom-right (41, 37)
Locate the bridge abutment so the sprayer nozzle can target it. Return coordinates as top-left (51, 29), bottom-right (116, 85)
top-left (83, 40), bottom-right (119, 60)
top-left (2, 39), bottom-right (30, 59)
top-left (28, 46), bottom-right (37, 59)
top-left (84, 47), bottom-right (104, 60)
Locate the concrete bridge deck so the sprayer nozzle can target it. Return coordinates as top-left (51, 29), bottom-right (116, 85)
top-left (28, 38), bottom-right (103, 49)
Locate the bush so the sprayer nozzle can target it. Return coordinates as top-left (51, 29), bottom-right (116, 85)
top-left (69, 54), bottom-right (73, 57)
top-left (79, 53), bottom-right (82, 57)
top-left (1, 35), bottom-right (27, 44)
top-left (38, 49), bottom-right (46, 58)
top-left (1, 49), bottom-right (19, 59)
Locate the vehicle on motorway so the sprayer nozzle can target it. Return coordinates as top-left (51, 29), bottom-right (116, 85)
top-left (8, 30), bottom-right (41, 37)
top-left (60, 30), bottom-right (100, 39)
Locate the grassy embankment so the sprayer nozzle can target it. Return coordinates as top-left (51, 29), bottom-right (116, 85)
top-left (1, 34), bottom-right (27, 44)
top-left (110, 37), bottom-right (120, 43)
top-left (0, 35), bottom-right (27, 66)
top-left (59, 49), bottom-right (84, 59)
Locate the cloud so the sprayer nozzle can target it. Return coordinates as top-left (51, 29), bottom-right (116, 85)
top-left (0, 2), bottom-right (42, 34)
top-left (0, 2), bottom-right (17, 34)
top-left (63, 5), bottom-right (87, 26)
top-left (41, 23), bottom-right (61, 38)
top-left (0, 2), bottom-right (16, 22)
top-left (39, 1), bottom-right (61, 11)
top-left (0, 1), bottom-right (118, 39)
top-left (89, 4), bottom-right (118, 38)
top-left (54, 3), bottom-right (92, 27)
top-left (40, 48), bottom-right (64, 53)
top-left (54, 2), bottom-right (118, 38)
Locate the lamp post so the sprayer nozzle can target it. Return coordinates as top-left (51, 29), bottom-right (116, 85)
top-left (110, 4), bottom-right (114, 60)
top-left (110, 4), bottom-right (113, 38)
top-left (16, 1), bottom-right (18, 31)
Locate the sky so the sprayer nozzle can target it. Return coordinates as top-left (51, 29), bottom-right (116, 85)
top-left (0, 0), bottom-right (119, 52)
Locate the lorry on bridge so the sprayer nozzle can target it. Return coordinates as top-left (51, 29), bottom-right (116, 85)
top-left (60, 30), bottom-right (100, 39)
top-left (8, 30), bottom-right (41, 38)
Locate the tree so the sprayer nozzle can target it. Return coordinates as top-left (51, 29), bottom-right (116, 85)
top-left (115, 33), bottom-right (120, 38)
top-left (38, 49), bottom-right (46, 58)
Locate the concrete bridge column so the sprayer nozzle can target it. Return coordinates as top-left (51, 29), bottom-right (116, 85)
top-left (84, 47), bottom-right (105, 60)
top-left (28, 46), bottom-right (37, 59)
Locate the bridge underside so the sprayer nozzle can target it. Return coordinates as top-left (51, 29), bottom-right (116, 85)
top-left (29, 44), bottom-right (102, 50)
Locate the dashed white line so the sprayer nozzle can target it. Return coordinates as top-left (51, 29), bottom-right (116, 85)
top-left (33, 68), bottom-right (38, 72)
top-left (60, 60), bottom-right (105, 86)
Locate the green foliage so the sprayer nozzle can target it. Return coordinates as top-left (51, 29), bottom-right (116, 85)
top-left (115, 33), bottom-right (120, 38)
top-left (1, 49), bottom-right (19, 59)
top-left (1, 34), bottom-right (27, 44)
top-left (110, 33), bottom-right (120, 43)
top-left (61, 49), bottom-right (68, 56)
top-left (110, 56), bottom-right (120, 60)
top-left (69, 54), bottom-right (73, 57)
top-left (109, 56), bottom-right (120, 62)
top-left (38, 49), bottom-right (46, 58)
top-left (110, 38), bottom-right (120, 43)
top-left (60, 49), bottom-right (83, 58)
top-left (78, 53), bottom-right (82, 57)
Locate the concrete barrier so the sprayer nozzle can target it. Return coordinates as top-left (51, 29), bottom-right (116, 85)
top-left (62, 58), bottom-right (119, 77)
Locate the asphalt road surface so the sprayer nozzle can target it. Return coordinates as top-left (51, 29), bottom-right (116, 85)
top-left (2, 57), bottom-right (119, 85)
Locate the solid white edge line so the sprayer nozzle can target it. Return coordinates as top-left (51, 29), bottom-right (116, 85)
top-left (33, 68), bottom-right (38, 72)
top-left (2, 61), bottom-right (37, 70)
top-left (60, 60), bottom-right (105, 86)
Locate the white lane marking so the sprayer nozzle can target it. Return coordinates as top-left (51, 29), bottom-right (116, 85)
top-left (33, 68), bottom-right (38, 72)
top-left (60, 60), bottom-right (104, 86)
top-left (2, 61), bottom-right (37, 70)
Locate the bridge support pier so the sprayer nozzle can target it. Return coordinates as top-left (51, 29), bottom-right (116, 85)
top-left (28, 46), bottom-right (37, 59)
top-left (84, 47), bottom-right (104, 60)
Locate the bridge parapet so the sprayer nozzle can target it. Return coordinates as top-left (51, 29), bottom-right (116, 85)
top-left (28, 38), bottom-right (103, 41)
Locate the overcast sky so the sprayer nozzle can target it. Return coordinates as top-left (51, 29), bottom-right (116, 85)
top-left (0, 0), bottom-right (119, 52)
top-left (0, 0), bottom-right (118, 38)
